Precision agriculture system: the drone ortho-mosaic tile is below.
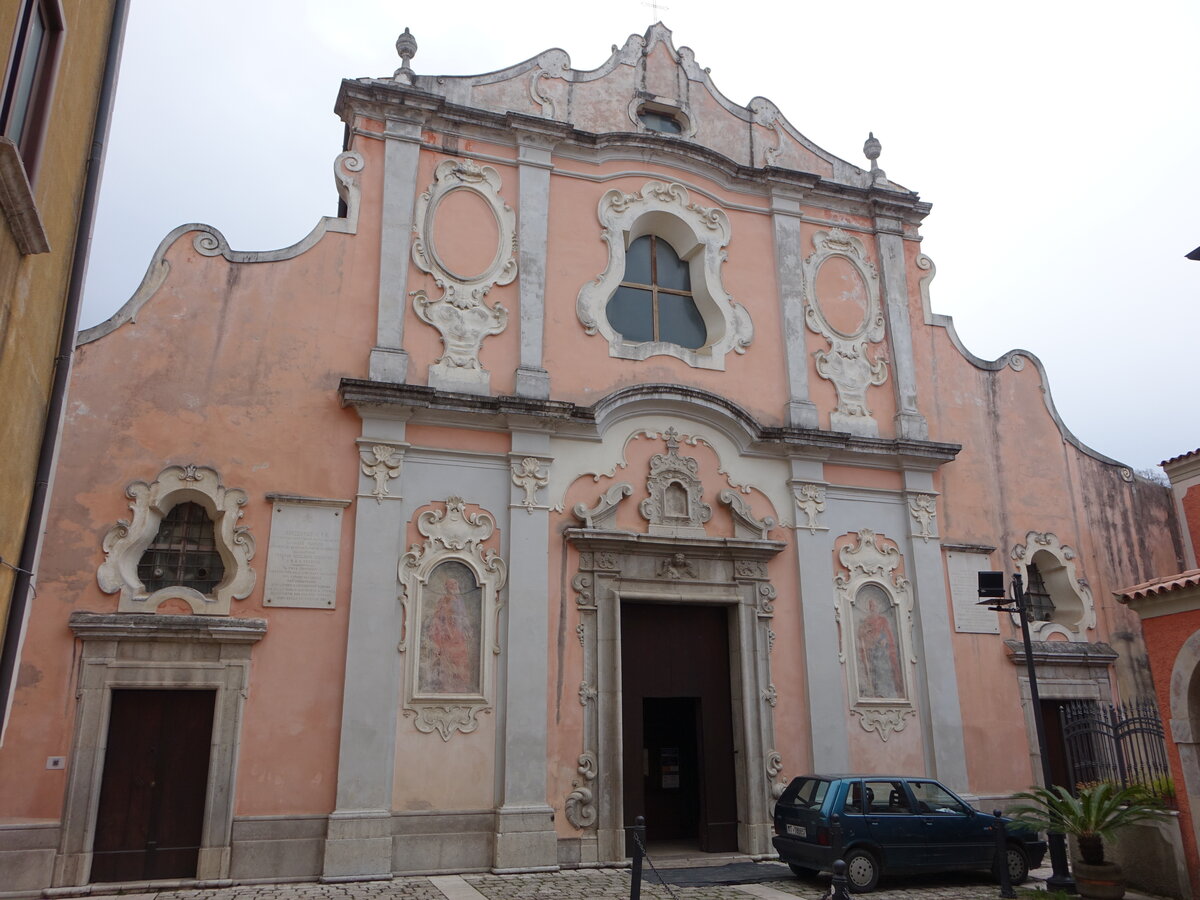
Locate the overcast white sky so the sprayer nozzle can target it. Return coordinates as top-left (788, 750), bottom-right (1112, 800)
top-left (81, 0), bottom-right (1199, 473)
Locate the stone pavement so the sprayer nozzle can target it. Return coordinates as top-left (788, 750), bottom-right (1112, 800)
top-left (72, 861), bottom-right (1172, 900)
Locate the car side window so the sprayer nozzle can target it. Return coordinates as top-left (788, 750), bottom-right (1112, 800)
top-left (843, 781), bottom-right (864, 813)
top-left (864, 780), bottom-right (912, 814)
top-left (908, 780), bottom-right (968, 815)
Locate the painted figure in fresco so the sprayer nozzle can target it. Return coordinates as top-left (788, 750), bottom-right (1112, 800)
top-left (419, 563), bottom-right (480, 694)
top-left (855, 586), bottom-right (903, 699)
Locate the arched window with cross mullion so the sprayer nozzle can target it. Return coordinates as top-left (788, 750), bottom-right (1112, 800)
top-left (606, 234), bottom-right (707, 349)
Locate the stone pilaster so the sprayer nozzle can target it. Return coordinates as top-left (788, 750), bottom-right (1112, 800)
top-left (789, 459), bottom-right (849, 771)
top-left (514, 133), bottom-right (554, 399)
top-left (493, 432), bottom-right (557, 871)
top-left (323, 415), bottom-right (409, 880)
top-left (369, 116), bottom-right (423, 383)
top-left (771, 189), bottom-right (819, 429)
top-left (872, 213), bottom-right (927, 440)
top-left (902, 470), bottom-right (968, 790)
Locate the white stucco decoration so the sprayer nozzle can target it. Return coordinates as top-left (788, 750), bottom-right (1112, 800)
top-left (640, 427), bottom-right (712, 537)
top-left (98, 465), bottom-right (256, 616)
top-left (511, 457), bottom-right (550, 513)
top-left (411, 159), bottom-right (516, 394)
top-left (398, 497), bottom-right (507, 740)
top-left (576, 181), bottom-right (753, 369)
top-left (907, 492), bottom-right (938, 543)
top-left (1011, 531), bottom-right (1096, 641)
top-left (834, 529), bottom-right (917, 741)
top-left (528, 49), bottom-right (569, 117)
top-left (802, 228), bottom-right (888, 436)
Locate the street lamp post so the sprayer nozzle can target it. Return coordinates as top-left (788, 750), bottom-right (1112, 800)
top-left (978, 571), bottom-right (1077, 894)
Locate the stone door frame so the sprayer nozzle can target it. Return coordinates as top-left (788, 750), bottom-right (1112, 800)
top-left (567, 530), bottom-right (784, 862)
top-left (54, 613), bottom-right (266, 887)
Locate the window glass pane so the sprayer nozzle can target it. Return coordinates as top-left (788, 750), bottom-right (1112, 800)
top-left (5, 7), bottom-right (46, 144)
top-left (654, 239), bottom-right (690, 291)
top-left (844, 780), bottom-right (866, 813)
top-left (781, 777), bottom-right (830, 809)
top-left (863, 780), bottom-right (912, 814)
top-left (623, 235), bottom-right (652, 285)
top-left (658, 293), bottom-right (707, 349)
top-left (606, 286), bottom-right (654, 343)
top-left (639, 110), bottom-right (682, 134)
top-left (908, 781), bottom-right (968, 815)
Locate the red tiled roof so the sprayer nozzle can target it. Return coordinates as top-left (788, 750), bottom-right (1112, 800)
top-left (1162, 448), bottom-right (1200, 467)
top-left (1115, 569), bottom-right (1200, 601)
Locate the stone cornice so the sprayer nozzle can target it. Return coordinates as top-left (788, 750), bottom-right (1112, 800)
top-left (1003, 639), bottom-right (1118, 667)
top-left (334, 80), bottom-right (930, 225)
top-left (68, 611), bottom-right (268, 643)
top-left (565, 527), bottom-right (786, 561)
top-left (338, 379), bottom-right (961, 468)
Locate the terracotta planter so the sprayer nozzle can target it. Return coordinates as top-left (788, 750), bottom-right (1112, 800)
top-left (1073, 860), bottom-right (1125, 900)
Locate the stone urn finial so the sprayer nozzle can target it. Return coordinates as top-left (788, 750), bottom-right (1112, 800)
top-left (863, 131), bottom-right (886, 181)
top-left (394, 27), bottom-right (418, 83)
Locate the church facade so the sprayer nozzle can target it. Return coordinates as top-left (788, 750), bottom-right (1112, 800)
top-left (0, 25), bottom-right (1183, 893)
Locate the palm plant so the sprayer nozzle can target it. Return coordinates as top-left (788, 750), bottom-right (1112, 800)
top-left (1009, 782), bottom-right (1166, 865)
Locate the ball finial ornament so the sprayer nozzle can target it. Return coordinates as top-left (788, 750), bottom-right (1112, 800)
top-left (395, 27), bottom-right (418, 82)
top-left (863, 131), bottom-right (886, 182)
top-left (863, 131), bottom-right (881, 163)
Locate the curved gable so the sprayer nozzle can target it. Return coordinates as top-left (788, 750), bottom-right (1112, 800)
top-left (406, 23), bottom-right (888, 187)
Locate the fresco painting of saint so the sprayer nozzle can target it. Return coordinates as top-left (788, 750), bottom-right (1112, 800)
top-left (418, 561), bottom-right (482, 695)
top-left (854, 584), bottom-right (904, 700)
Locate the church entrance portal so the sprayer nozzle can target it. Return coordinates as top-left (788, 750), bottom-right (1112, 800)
top-left (621, 603), bottom-right (737, 852)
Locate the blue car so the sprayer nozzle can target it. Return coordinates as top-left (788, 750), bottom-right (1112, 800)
top-left (771, 775), bottom-right (1047, 893)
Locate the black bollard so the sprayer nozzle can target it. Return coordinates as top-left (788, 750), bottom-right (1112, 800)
top-left (830, 858), bottom-right (851, 900)
top-left (830, 812), bottom-right (844, 859)
top-left (628, 815), bottom-right (646, 900)
top-left (994, 808), bottom-right (1016, 899)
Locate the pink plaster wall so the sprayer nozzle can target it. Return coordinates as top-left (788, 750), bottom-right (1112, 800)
top-left (0, 130), bottom-right (386, 819)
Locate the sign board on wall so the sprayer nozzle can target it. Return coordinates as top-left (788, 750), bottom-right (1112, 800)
top-left (946, 549), bottom-right (1001, 634)
top-left (263, 495), bottom-right (351, 608)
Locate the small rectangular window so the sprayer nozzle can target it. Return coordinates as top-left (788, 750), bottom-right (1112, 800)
top-left (1, 0), bottom-right (64, 180)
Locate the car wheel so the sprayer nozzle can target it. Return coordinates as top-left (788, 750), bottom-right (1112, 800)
top-left (994, 844), bottom-right (1029, 885)
top-left (843, 848), bottom-right (880, 893)
top-left (788, 863), bottom-right (817, 878)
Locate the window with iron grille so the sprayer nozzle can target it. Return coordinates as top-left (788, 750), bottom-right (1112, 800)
top-left (137, 502), bottom-right (224, 595)
top-left (605, 234), bottom-right (706, 349)
top-left (1025, 560), bottom-right (1056, 622)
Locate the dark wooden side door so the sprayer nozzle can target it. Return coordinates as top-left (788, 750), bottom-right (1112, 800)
top-left (90, 689), bottom-right (216, 883)
top-left (621, 603), bottom-right (738, 852)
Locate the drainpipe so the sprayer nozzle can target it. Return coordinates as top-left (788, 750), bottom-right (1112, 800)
top-left (0, 0), bottom-right (131, 740)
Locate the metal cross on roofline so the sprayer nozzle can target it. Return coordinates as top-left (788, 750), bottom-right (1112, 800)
top-left (642, 0), bottom-right (670, 22)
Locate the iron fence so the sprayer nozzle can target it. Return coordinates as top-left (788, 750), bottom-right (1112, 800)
top-left (1059, 698), bottom-right (1175, 807)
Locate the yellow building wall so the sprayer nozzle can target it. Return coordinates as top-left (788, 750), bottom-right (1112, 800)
top-left (0, 0), bottom-right (118, 680)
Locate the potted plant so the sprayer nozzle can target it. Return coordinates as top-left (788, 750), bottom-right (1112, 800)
top-left (1009, 782), bottom-right (1166, 900)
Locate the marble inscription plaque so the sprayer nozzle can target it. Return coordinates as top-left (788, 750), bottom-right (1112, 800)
top-left (264, 502), bottom-right (344, 608)
top-left (947, 550), bottom-right (1000, 634)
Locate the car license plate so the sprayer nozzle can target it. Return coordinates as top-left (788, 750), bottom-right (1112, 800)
top-left (786, 824), bottom-right (807, 837)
